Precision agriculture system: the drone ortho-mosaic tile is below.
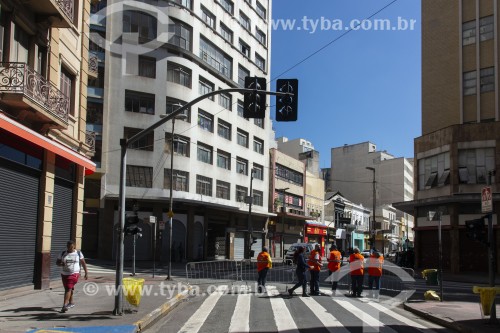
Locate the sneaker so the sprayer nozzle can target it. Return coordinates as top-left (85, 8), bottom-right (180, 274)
top-left (288, 289), bottom-right (294, 296)
top-left (302, 293), bottom-right (310, 297)
top-left (60, 305), bottom-right (68, 313)
top-left (67, 303), bottom-right (75, 309)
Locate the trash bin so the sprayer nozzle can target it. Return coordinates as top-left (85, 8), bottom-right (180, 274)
top-left (123, 277), bottom-right (145, 307)
top-left (473, 286), bottom-right (500, 316)
top-left (422, 269), bottom-right (438, 286)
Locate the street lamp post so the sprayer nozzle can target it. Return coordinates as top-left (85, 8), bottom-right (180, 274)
top-left (428, 210), bottom-right (443, 302)
top-left (166, 112), bottom-right (188, 281)
top-left (366, 167), bottom-right (376, 249)
top-left (276, 187), bottom-right (289, 259)
top-left (246, 168), bottom-right (256, 259)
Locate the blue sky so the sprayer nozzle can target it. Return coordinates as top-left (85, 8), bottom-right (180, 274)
top-left (270, 0), bottom-right (421, 168)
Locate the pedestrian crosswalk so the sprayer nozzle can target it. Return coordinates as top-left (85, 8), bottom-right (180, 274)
top-left (153, 284), bottom-right (440, 333)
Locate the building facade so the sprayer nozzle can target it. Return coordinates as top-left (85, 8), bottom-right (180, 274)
top-left (395, 0), bottom-right (500, 274)
top-left (0, 0), bottom-right (95, 290)
top-left (84, 0), bottom-right (274, 262)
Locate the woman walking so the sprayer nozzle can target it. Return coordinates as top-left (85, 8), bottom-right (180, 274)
top-left (288, 246), bottom-right (310, 297)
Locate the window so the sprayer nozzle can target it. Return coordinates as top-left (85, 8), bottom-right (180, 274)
top-left (238, 65), bottom-right (249, 88)
top-left (417, 152), bottom-right (450, 190)
top-left (166, 98), bottom-right (190, 120)
top-left (236, 157), bottom-right (248, 175)
top-left (220, 23), bottom-right (233, 43)
top-left (236, 185), bottom-right (248, 202)
top-left (480, 15), bottom-right (494, 42)
top-left (437, 169), bottom-right (450, 187)
top-left (240, 11), bottom-right (251, 31)
top-left (256, 2), bottom-right (266, 20)
top-left (256, 28), bottom-right (266, 45)
top-left (164, 169), bottom-right (189, 192)
top-left (172, 0), bottom-right (192, 9)
top-left (60, 67), bottom-right (74, 116)
top-left (253, 137), bottom-right (264, 154)
top-left (463, 71), bottom-right (476, 96)
top-left (239, 39), bottom-right (250, 57)
top-left (253, 164), bottom-right (264, 180)
top-left (199, 76), bottom-right (214, 100)
top-left (166, 133), bottom-right (190, 156)
top-left (198, 109), bottom-right (214, 132)
top-left (196, 175), bottom-right (212, 196)
top-left (197, 143), bottom-right (213, 164)
top-left (217, 119), bottom-right (231, 140)
top-left (425, 172), bottom-right (438, 188)
top-left (237, 99), bottom-right (246, 118)
top-left (201, 6), bottom-right (216, 29)
top-left (217, 150), bottom-right (231, 169)
top-left (237, 129), bottom-right (249, 147)
top-left (138, 56), bottom-right (156, 78)
top-left (255, 53), bottom-right (265, 71)
top-left (254, 118), bottom-right (264, 128)
top-left (169, 18), bottom-right (192, 51)
top-left (125, 127), bottom-right (154, 151)
top-left (167, 62), bottom-right (191, 88)
top-left (458, 148), bottom-right (495, 184)
top-left (216, 180), bottom-right (230, 199)
top-left (219, 0), bottom-right (234, 15)
top-left (462, 20), bottom-right (475, 46)
top-left (126, 165), bottom-right (153, 187)
top-left (275, 164), bottom-right (303, 186)
top-left (480, 67), bottom-right (494, 93)
top-left (253, 190), bottom-right (263, 206)
top-left (219, 92), bottom-right (232, 110)
top-left (125, 90), bottom-right (155, 114)
top-left (123, 10), bottom-right (157, 43)
top-left (200, 37), bottom-right (233, 78)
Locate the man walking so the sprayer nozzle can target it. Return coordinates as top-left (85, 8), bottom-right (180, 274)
top-left (308, 244), bottom-right (322, 295)
top-left (327, 244), bottom-right (342, 295)
top-left (256, 247), bottom-right (272, 293)
top-left (288, 246), bottom-right (310, 297)
top-left (349, 247), bottom-right (364, 297)
top-left (367, 248), bottom-right (384, 299)
top-left (56, 240), bottom-right (88, 313)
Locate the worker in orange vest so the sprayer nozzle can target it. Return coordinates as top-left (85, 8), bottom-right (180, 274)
top-left (308, 244), bottom-right (322, 295)
top-left (256, 247), bottom-right (272, 293)
top-left (327, 244), bottom-right (342, 295)
top-left (367, 248), bottom-right (384, 299)
top-left (348, 247), bottom-right (365, 297)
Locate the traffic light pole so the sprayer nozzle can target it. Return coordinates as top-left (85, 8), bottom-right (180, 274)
top-left (487, 170), bottom-right (496, 323)
top-left (113, 88), bottom-right (292, 315)
top-left (246, 169), bottom-right (255, 259)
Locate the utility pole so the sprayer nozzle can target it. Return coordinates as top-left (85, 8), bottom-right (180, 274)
top-left (366, 167), bottom-right (376, 249)
top-left (487, 170), bottom-right (496, 323)
top-left (246, 168), bottom-right (255, 259)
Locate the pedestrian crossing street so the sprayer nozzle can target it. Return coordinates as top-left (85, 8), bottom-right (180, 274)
top-left (156, 285), bottom-right (440, 333)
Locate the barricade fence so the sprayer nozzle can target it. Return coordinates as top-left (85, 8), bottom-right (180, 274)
top-left (185, 259), bottom-right (415, 296)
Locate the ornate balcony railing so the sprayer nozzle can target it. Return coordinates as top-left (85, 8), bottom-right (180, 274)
top-left (56, 0), bottom-right (74, 22)
top-left (0, 62), bottom-right (69, 123)
top-left (86, 130), bottom-right (96, 152)
top-left (89, 52), bottom-right (99, 76)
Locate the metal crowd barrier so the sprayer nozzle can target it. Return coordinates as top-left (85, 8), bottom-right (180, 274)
top-left (185, 260), bottom-right (240, 286)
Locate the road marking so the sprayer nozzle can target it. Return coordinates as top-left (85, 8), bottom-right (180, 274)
top-left (267, 286), bottom-right (299, 333)
top-left (366, 302), bottom-right (428, 330)
top-left (334, 299), bottom-right (398, 332)
top-left (178, 285), bottom-right (228, 333)
top-left (299, 296), bottom-right (350, 333)
top-left (228, 294), bottom-right (251, 332)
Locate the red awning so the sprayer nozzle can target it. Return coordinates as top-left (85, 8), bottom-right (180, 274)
top-left (0, 113), bottom-right (96, 175)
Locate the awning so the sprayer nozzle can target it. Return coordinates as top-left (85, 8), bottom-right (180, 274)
top-left (0, 113), bottom-right (96, 175)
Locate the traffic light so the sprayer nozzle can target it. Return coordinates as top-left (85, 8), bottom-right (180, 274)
top-left (243, 76), bottom-right (267, 118)
top-left (124, 214), bottom-right (142, 236)
top-left (275, 79), bottom-right (298, 121)
top-left (251, 236), bottom-right (258, 245)
top-left (465, 217), bottom-right (486, 244)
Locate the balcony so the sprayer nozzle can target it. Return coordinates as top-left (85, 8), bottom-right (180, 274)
top-left (24, 0), bottom-right (74, 28)
top-left (0, 63), bottom-right (69, 128)
top-left (86, 130), bottom-right (96, 152)
top-left (89, 52), bottom-right (99, 77)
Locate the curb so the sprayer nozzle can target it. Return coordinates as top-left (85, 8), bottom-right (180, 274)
top-left (133, 286), bottom-right (192, 332)
top-left (403, 303), bottom-right (477, 333)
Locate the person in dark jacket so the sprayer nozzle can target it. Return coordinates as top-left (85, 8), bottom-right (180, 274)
top-left (288, 246), bottom-right (310, 297)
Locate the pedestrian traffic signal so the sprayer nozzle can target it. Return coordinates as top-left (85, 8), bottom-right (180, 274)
top-left (465, 217), bottom-right (486, 244)
top-left (275, 79), bottom-right (298, 121)
top-left (124, 214), bottom-right (142, 236)
top-left (244, 76), bottom-right (267, 118)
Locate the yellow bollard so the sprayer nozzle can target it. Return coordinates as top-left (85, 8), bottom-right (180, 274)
top-left (472, 286), bottom-right (500, 316)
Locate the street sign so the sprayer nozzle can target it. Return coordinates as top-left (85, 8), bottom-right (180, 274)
top-left (481, 186), bottom-right (493, 213)
top-left (158, 221), bottom-right (165, 230)
top-left (149, 216), bottom-right (157, 224)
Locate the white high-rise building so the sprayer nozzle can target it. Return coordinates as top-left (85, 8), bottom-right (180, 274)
top-left (85, 0), bottom-right (274, 261)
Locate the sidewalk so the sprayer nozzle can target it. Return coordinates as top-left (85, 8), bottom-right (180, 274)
top-left (0, 268), bottom-right (190, 333)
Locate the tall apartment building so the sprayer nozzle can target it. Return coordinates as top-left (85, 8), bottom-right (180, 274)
top-left (329, 142), bottom-right (415, 250)
top-left (0, 0), bottom-right (95, 290)
top-left (83, 0), bottom-right (274, 262)
top-left (395, 0), bottom-right (500, 274)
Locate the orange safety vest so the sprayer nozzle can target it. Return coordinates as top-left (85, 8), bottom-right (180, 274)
top-left (257, 251), bottom-right (271, 272)
top-left (308, 249), bottom-right (322, 271)
top-left (349, 253), bottom-right (364, 275)
top-left (327, 250), bottom-right (342, 272)
top-left (368, 253), bottom-right (384, 276)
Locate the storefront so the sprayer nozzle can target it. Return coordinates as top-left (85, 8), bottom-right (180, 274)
top-left (304, 221), bottom-right (327, 256)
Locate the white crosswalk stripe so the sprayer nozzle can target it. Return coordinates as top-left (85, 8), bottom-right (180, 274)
top-left (299, 296), bottom-right (350, 333)
top-left (333, 298), bottom-right (398, 333)
top-left (366, 301), bottom-right (428, 330)
top-left (267, 286), bottom-right (300, 333)
top-left (178, 285), bottom-right (228, 333)
top-left (228, 293), bottom-right (251, 332)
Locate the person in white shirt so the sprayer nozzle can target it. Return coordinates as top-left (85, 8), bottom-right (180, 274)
top-left (56, 240), bottom-right (88, 313)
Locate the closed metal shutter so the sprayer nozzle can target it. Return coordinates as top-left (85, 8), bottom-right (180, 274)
top-left (459, 230), bottom-right (488, 272)
top-left (162, 219), bottom-right (187, 263)
top-left (0, 161), bottom-right (40, 290)
top-left (284, 236), bottom-right (298, 255)
top-left (234, 232), bottom-right (245, 259)
top-left (50, 178), bottom-right (74, 279)
top-left (417, 229), bottom-right (451, 270)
